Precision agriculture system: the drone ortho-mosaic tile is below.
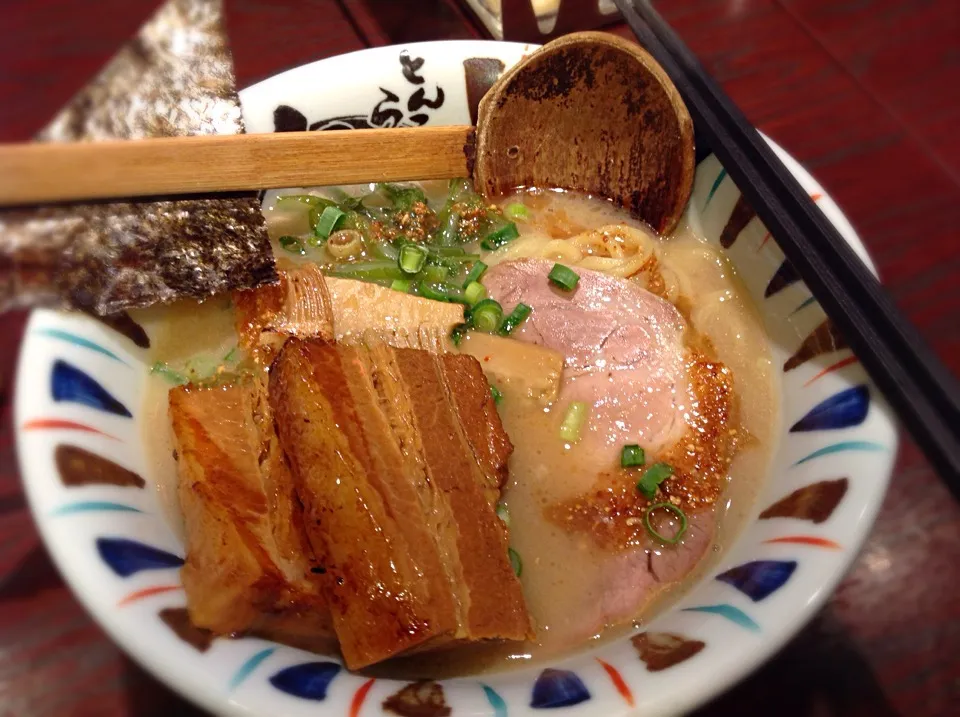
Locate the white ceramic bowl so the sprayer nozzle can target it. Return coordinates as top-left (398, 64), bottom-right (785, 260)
top-left (15, 41), bottom-right (897, 716)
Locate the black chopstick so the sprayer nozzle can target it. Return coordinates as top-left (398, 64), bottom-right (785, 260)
top-left (613, 0), bottom-right (960, 490)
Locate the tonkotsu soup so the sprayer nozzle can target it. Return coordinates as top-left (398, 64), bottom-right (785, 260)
top-left (137, 180), bottom-right (779, 677)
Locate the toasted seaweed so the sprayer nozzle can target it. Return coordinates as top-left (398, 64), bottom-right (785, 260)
top-left (0, 0), bottom-right (276, 316)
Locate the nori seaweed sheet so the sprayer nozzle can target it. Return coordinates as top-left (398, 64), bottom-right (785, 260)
top-left (0, 0), bottom-right (277, 316)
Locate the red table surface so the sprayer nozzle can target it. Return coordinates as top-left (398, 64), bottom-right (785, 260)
top-left (1, 1), bottom-right (958, 715)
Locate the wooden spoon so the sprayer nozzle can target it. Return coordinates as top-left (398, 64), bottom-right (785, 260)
top-left (0, 32), bottom-right (693, 234)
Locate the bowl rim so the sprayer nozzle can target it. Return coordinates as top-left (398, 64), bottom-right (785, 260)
top-left (14, 38), bottom-right (896, 717)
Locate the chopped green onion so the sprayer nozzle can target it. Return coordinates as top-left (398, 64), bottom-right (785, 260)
top-left (481, 222), bottom-right (520, 250)
top-left (643, 502), bottom-right (688, 545)
top-left (223, 347), bottom-right (238, 363)
top-left (372, 241), bottom-right (400, 261)
top-left (418, 281), bottom-right (468, 303)
top-left (308, 206), bottom-right (327, 235)
top-left (428, 246), bottom-right (479, 259)
top-left (340, 209), bottom-right (374, 240)
top-left (330, 260), bottom-right (405, 282)
top-left (508, 547), bottom-right (522, 577)
top-left (278, 235), bottom-right (306, 255)
top-left (621, 444), bottom-right (646, 468)
top-left (378, 182), bottom-right (427, 211)
top-left (419, 281), bottom-right (447, 302)
top-left (327, 230), bottom-right (363, 259)
top-left (447, 177), bottom-right (480, 202)
top-left (326, 187), bottom-right (353, 203)
top-left (184, 354), bottom-right (221, 378)
top-left (399, 243), bottom-right (428, 274)
top-left (636, 462), bottom-right (674, 500)
top-left (431, 257), bottom-right (479, 273)
top-left (276, 194), bottom-right (336, 208)
top-left (490, 385), bottom-right (503, 405)
top-left (314, 206), bottom-right (345, 239)
top-left (390, 279), bottom-right (411, 293)
top-left (421, 264), bottom-right (449, 283)
top-left (470, 299), bottom-right (504, 333)
top-left (505, 202), bottom-right (529, 221)
top-left (548, 263), bottom-right (580, 292)
top-left (498, 303), bottom-right (532, 336)
top-left (462, 260), bottom-right (488, 289)
top-left (151, 361), bottom-right (188, 385)
top-left (450, 322), bottom-right (469, 346)
top-left (496, 502), bottom-right (510, 525)
top-left (436, 209), bottom-right (461, 245)
top-left (464, 281), bottom-right (487, 305)
top-left (559, 401), bottom-right (589, 443)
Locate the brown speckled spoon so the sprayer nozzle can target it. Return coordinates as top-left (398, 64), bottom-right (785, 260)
top-left (0, 32), bottom-right (694, 236)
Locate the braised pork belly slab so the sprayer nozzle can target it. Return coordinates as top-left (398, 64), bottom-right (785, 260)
top-left (169, 377), bottom-right (334, 649)
top-left (170, 334), bottom-right (529, 670)
top-left (270, 338), bottom-right (531, 669)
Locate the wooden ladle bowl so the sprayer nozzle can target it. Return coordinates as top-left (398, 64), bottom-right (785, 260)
top-left (475, 32), bottom-right (695, 235)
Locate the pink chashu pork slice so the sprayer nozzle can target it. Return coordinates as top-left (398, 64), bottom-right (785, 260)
top-left (484, 258), bottom-right (715, 638)
top-left (485, 258), bottom-right (690, 460)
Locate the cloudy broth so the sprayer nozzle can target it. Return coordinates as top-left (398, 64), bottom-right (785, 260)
top-left (139, 188), bottom-right (779, 677)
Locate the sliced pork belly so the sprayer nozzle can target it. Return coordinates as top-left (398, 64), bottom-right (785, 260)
top-left (169, 377), bottom-right (332, 646)
top-left (485, 258), bottom-right (690, 461)
top-left (234, 263), bottom-right (464, 361)
top-left (270, 338), bottom-right (530, 669)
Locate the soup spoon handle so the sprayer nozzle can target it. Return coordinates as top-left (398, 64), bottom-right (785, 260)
top-left (0, 127), bottom-right (474, 207)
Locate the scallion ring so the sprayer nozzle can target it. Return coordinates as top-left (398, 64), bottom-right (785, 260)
top-left (621, 444), bottom-right (646, 468)
top-left (498, 303), bottom-right (532, 336)
top-left (636, 462), bottom-right (674, 500)
top-left (421, 264), bottom-right (449, 283)
top-left (470, 299), bottom-right (504, 333)
top-left (314, 206), bottom-right (345, 239)
top-left (464, 280), bottom-right (487, 305)
top-left (505, 202), bottom-right (529, 221)
top-left (548, 263), bottom-right (580, 291)
top-left (559, 401), bottom-right (589, 443)
top-left (398, 243), bottom-right (428, 274)
top-left (481, 222), bottom-right (520, 250)
top-left (278, 235), bottom-right (306, 255)
top-left (418, 281), bottom-right (470, 304)
top-left (326, 229), bottom-right (363, 259)
top-left (643, 502), bottom-right (688, 545)
top-left (462, 260), bottom-right (488, 289)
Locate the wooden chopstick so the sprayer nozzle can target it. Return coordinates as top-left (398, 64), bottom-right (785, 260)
top-left (614, 0), bottom-right (960, 488)
top-left (0, 126), bottom-right (473, 206)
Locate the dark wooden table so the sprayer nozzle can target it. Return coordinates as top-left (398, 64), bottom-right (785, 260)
top-left (1, 1), bottom-right (958, 715)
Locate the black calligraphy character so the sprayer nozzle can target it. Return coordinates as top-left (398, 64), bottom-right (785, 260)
top-left (400, 51), bottom-right (425, 84)
top-left (370, 87), bottom-right (404, 127)
top-left (407, 87), bottom-right (445, 125)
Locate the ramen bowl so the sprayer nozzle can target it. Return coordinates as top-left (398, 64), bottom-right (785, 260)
top-left (15, 41), bottom-right (896, 716)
